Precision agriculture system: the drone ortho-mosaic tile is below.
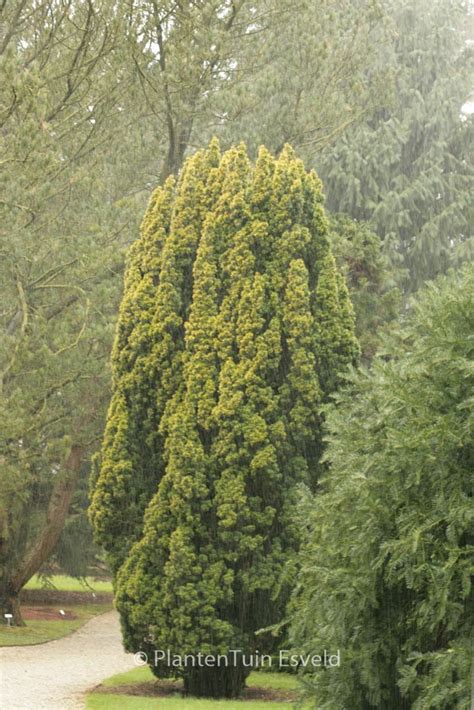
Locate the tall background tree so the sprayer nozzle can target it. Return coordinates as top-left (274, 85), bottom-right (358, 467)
top-left (118, 0), bottom-right (390, 181)
top-left (289, 264), bottom-right (474, 709)
top-left (89, 141), bottom-right (359, 698)
top-left (0, 0), bottom-right (139, 621)
top-left (317, 0), bottom-right (474, 292)
top-left (217, 0), bottom-right (388, 157)
top-left (329, 215), bottom-right (400, 361)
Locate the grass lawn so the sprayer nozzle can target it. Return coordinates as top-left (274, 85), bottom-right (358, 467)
top-left (87, 667), bottom-right (303, 709)
top-left (0, 603), bottom-right (111, 646)
top-left (25, 574), bottom-right (113, 593)
top-left (99, 666), bottom-right (300, 690)
top-left (100, 666), bottom-right (157, 687)
top-left (87, 696), bottom-right (296, 709)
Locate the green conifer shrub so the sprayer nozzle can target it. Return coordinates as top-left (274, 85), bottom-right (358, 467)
top-left (289, 265), bottom-right (474, 709)
top-left (89, 140), bottom-right (358, 698)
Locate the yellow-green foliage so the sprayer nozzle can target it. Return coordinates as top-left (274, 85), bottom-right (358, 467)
top-left (89, 141), bottom-right (358, 696)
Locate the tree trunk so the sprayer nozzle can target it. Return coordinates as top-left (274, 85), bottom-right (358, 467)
top-left (183, 665), bottom-right (249, 699)
top-left (1, 592), bottom-right (25, 627)
top-left (159, 122), bottom-right (192, 184)
top-left (2, 444), bottom-right (84, 626)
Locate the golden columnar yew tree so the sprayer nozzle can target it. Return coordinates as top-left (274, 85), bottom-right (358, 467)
top-left (89, 141), bottom-right (358, 698)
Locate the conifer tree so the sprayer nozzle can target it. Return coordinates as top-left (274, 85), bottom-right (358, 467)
top-left (290, 265), bottom-right (474, 709)
top-left (318, 0), bottom-right (473, 291)
top-left (89, 141), bottom-right (358, 698)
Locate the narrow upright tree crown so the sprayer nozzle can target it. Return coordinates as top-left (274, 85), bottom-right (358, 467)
top-left (89, 140), bottom-right (358, 696)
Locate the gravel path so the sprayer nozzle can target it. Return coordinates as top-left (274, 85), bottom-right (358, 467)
top-left (0, 610), bottom-right (137, 709)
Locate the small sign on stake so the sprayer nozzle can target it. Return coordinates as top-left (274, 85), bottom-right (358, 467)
top-left (4, 613), bottom-right (13, 627)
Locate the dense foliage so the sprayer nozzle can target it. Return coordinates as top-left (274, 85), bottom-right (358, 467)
top-left (289, 265), bottom-right (474, 709)
top-left (319, 0), bottom-right (474, 291)
top-left (329, 215), bottom-right (400, 361)
top-left (89, 141), bottom-right (358, 697)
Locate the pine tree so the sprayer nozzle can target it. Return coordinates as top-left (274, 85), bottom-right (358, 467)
top-left (89, 141), bottom-right (358, 698)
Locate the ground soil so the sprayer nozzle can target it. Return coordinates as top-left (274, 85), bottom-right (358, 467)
top-left (21, 606), bottom-right (78, 621)
top-left (94, 679), bottom-right (299, 702)
top-left (20, 589), bottom-right (113, 606)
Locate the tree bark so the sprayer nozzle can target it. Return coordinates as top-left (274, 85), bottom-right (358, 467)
top-left (2, 444), bottom-right (84, 625)
top-left (183, 665), bottom-right (249, 699)
top-left (3, 592), bottom-right (25, 627)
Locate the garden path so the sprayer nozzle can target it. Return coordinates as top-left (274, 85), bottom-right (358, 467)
top-left (0, 610), bottom-right (135, 709)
